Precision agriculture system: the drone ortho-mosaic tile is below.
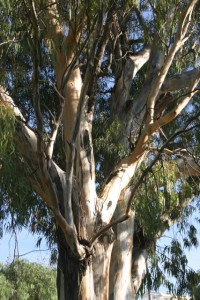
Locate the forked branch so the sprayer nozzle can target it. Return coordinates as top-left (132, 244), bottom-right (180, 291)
top-left (146, 0), bottom-right (198, 124)
top-left (91, 114), bottom-right (200, 246)
top-left (0, 89), bottom-right (86, 259)
top-left (150, 72), bottom-right (200, 132)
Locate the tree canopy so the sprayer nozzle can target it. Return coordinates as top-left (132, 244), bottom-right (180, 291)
top-left (0, 0), bottom-right (200, 299)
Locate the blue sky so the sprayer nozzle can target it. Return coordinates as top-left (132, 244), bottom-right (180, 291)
top-left (0, 228), bottom-right (51, 265)
top-left (0, 221), bottom-right (199, 270)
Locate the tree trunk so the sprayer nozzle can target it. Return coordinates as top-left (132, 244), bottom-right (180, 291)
top-left (56, 219), bottom-right (138, 300)
top-left (57, 247), bottom-right (96, 300)
top-left (57, 229), bottom-right (81, 300)
top-left (109, 216), bottom-right (135, 300)
top-left (55, 209), bottom-right (148, 300)
top-left (56, 220), bottom-right (115, 300)
top-left (54, 175), bottom-right (141, 300)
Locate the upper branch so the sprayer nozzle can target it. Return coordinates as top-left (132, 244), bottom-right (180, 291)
top-left (150, 147), bottom-right (200, 177)
top-left (146, 0), bottom-right (198, 124)
top-left (91, 116), bottom-right (200, 245)
top-left (99, 67), bottom-right (199, 225)
top-left (150, 70), bottom-right (200, 132)
top-left (0, 89), bottom-right (86, 259)
top-left (30, 0), bottom-right (46, 174)
top-left (161, 69), bottom-right (200, 93)
top-left (111, 46), bottom-right (151, 117)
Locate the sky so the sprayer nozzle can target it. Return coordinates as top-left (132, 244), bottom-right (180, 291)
top-left (158, 229), bottom-right (200, 272)
top-left (0, 221), bottom-right (199, 270)
top-left (0, 228), bottom-right (51, 265)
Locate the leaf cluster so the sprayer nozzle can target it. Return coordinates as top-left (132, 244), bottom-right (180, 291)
top-left (0, 259), bottom-right (57, 300)
top-left (138, 197), bottom-right (200, 296)
top-left (133, 160), bottom-right (182, 238)
top-left (0, 146), bottom-right (57, 252)
top-left (0, 104), bottom-right (15, 158)
top-left (93, 117), bottom-right (127, 185)
top-left (141, 246), bottom-right (199, 297)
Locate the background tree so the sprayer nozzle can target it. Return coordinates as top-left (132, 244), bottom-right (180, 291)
top-left (0, 259), bottom-right (57, 300)
top-left (0, 0), bottom-right (200, 299)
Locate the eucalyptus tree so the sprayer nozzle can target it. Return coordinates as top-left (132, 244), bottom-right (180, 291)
top-left (0, 260), bottom-right (57, 300)
top-left (0, 0), bottom-right (200, 299)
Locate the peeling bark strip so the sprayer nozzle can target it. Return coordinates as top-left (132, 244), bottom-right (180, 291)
top-left (1, 0), bottom-right (200, 299)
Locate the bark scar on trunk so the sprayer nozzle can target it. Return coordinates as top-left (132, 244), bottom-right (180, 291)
top-left (79, 239), bottom-right (93, 276)
top-left (81, 129), bottom-right (92, 162)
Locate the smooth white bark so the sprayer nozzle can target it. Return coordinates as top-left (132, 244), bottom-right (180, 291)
top-left (161, 69), bottom-right (200, 93)
top-left (132, 250), bottom-right (147, 293)
top-left (112, 214), bottom-right (135, 300)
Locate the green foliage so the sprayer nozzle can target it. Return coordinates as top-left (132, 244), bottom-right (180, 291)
top-left (0, 146), bottom-right (56, 250)
top-left (0, 0), bottom-right (58, 247)
top-left (0, 103), bottom-right (15, 158)
top-left (138, 198), bottom-right (200, 296)
top-left (94, 118), bottom-right (126, 159)
top-left (133, 160), bottom-right (182, 238)
top-left (0, 271), bottom-right (14, 300)
top-left (141, 248), bottom-right (199, 296)
top-left (94, 117), bottom-right (127, 184)
top-left (0, 260), bottom-right (57, 300)
top-left (133, 156), bottom-right (200, 295)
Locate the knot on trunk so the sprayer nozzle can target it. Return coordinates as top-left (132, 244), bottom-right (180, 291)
top-left (79, 239), bottom-right (93, 276)
top-left (98, 223), bottom-right (115, 246)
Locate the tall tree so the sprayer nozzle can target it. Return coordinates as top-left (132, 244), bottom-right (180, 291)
top-left (0, 0), bottom-right (200, 299)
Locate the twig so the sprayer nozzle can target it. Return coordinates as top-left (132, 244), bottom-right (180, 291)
top-left (0, 38), bottom-right (18, 47)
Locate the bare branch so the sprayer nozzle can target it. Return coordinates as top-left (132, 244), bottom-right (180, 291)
top-left (0, 87), bottom-right (25, 121)
top-left (159, 195), bottom-right (196, 232)
top-left (77, 101), bottom-right (200, 248)
top-left (133, 5), bottom-right (150, 35)
top-left (118, 48), bottom-right (165, 147)
top-left (150, 71), bottom-right (200, 132)
top-left (111, 46), bottom-right (151, 117)
top-left (100, 144), bottom-right (147, 224)
top-left (65, 43), bottom-right (99, 224)
top-left (161, 69), bottom-right (200, 93)
top-left (175, 157), bottom-right (200, 177)
top-left (100, 55), bottom-right (199, 227)
top-left (63, 12), bottom-right (114, 229)
top-left (0, 89), bottom-right (86, 259)
top-left (0, 38), bottom-right (18, 47)
top-left (89, 214), bottom-right (129, 247)
top-left (150, 147), bottom-right (189, 155)
top-left (146, 0), bottom-right (198, 124)
top-left (150, 147), bottom-right (200, 177)
top-left (30, 0), bottom-right (46, 176)
top-left (45, 92), bottom-right (65, 159)
top-left (46, 126), bottom-right (59, 159)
